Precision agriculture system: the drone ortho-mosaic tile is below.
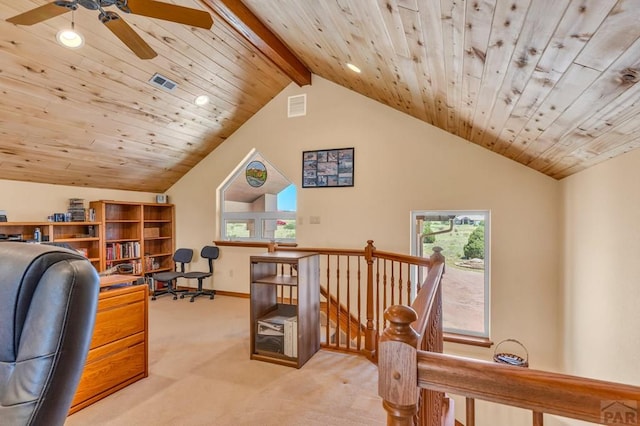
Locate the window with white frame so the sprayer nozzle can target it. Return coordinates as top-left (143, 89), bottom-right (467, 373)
top-left (410, 210), bottom-right (490, 338)
top-left (221, 152), bottom-right (296, 242)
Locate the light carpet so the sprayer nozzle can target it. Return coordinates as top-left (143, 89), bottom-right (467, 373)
top-left (65, 295), bottom-right (386, 426)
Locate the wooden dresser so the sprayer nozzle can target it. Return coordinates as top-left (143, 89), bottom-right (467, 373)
top-left (68, 277), bottom-right (148, 414)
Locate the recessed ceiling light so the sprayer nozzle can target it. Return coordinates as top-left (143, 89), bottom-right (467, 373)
top-left (56, 29), bottom-right (84, 49)
top-left (346, 63), bottom-right (361, 73)
top-left (195, 95), bottom-right (209, 106)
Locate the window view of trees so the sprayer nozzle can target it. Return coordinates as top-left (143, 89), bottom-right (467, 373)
top-left (422, 217), bottom-right (485, 267)
top-left (463, 225), bottom-right (485, 260)
top-left (414, 212), bottom-right (490, 337)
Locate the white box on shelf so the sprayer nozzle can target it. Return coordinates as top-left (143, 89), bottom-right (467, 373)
top-left (284, 317), bottom-right (297, 357)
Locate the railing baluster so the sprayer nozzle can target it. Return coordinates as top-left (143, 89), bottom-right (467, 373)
top-left (375, 258), bottom-right (381, 354)
top-left (325, 254), bottom-right (331, 349)
top-left (390, 261), bottom-right (396, 306)
top-left (406, 263), bottom-right (413, 305)
top-left (466, 398), bottom-right (475, 426)
top-left (357, 257), bottom-right (362, 351)
top-left (346, 255), bottom-right (351, 349)
top-left (336, 254), bottom-right (341, 349)
top-left (364, 240), bottom-right (376, 359)
top-left (533, 411), bottom-right (543, 426)
top-left (398, 261), bottom-right (403, 307)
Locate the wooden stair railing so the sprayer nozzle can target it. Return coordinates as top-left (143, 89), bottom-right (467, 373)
top-left (415, 351), bottom-right (640, 425)
top-left (274, 240), bottom-right (438, 361)
top-left (379, 265), bottom-right (640, 426)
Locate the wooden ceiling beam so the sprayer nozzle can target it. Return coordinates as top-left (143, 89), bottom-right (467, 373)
top-left (201, 0), bottom-right (312, 86)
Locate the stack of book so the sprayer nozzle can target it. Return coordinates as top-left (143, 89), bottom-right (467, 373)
top-left (68, 198), bottom-right (86, 222)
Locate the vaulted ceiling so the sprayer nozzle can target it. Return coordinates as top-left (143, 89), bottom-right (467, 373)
top-left (1, 0), bottom-right (639, 193)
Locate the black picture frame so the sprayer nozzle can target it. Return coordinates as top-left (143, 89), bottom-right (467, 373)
top-left (302, 148), bottom-right (354, 188)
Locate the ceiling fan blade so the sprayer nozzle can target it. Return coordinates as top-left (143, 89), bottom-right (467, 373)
top-left (125, 0), bottom-right (213, 29)
top-left (6, 2), bottom-right (72, 25)
top-left (101, 12), bottom-right (157, 59)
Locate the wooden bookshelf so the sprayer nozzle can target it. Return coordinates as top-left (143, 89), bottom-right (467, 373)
top-left (90, 201), bottom-right (175, 275)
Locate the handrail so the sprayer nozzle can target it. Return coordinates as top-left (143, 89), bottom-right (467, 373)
top-left (374, 249), bottom-right (433, 268)
top-left (416, 351), bottom-right (640, 423)
top-left (276, 245), bottom-right (366, 256)
top-left (411, 262), bottom-right (445, 346)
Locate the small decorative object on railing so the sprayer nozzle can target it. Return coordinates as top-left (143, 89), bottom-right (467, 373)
top-left (493, 338), bottom-right (529, 367)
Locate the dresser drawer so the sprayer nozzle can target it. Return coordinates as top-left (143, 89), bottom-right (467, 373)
top-left (90, 300), bottom-right (145, 349)
top-left (98, 288), bottom-right (145, 311)
top-left (72, 335), bottom-right (146, 408)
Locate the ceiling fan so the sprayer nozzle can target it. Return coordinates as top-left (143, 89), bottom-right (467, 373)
top-left (6, 0), bottom-right (213, 59)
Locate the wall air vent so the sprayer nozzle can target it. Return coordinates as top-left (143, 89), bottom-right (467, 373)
top-left (148, 73), bottom-right (178, 92)
top-left (288, 94), bottom-right (307, 117)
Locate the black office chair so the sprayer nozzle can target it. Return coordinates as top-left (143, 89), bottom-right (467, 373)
top-left (181, 246), bottom-right (219, 302)
top-left (151, 248), bottom-right (193, 300)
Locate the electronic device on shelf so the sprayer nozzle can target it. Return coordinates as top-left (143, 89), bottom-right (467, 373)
top-left (99, 263), bottom-right (134, 276)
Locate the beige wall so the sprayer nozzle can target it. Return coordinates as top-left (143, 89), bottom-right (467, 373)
top-left (0, 179), bottom-right (155, 221)
top-left (168, 76), bottom-right (562, 375)
top-left (1, 75), bottom-right (575, 424)
top-left (561, 148), bottom-right (640, 387)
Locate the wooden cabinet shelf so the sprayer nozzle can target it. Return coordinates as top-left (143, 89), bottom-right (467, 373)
top-left (253, 275), bottom-right (298, 286)
top-left (0, 221), bottom-right (102, 270)
top-left (250, 251), bottom-right (320, 369)
top-left (55, 237), bottom-right (100, 243)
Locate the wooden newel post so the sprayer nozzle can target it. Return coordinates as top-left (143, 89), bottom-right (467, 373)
top-left (378, 305), bottom-right (419, 426)
top-left (364, 240), bottom-right (377, 360)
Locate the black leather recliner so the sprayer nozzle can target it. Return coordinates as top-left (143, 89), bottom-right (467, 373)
top-left (0, 242), bottom-right (100, 426)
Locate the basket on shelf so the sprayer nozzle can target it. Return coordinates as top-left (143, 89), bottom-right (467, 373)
top-left (493, 338), bottom-right (529, 368)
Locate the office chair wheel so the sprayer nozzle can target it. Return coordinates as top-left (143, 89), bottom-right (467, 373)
top-left (190, 298), bottom-right (195, 303)
top-left (209, 295), bottom-right (214, 299)
top-left (173, 296), bottom-right (178, 300)
top-left (152, 296), bottom-right (156, 301)
top-left (180, 294), bottom-right (185, 299)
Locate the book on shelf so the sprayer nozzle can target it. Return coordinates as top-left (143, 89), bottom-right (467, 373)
top-left (106, 241), bottom-right (140, 260)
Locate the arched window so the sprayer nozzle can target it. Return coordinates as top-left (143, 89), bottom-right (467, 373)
top-left (220, 152), bottom-right (296, 242)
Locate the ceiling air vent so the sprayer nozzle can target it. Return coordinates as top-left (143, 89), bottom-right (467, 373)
top-left (148, 73), bottom-right (178, 92)
top-left (288, 94), bottom-right (307, 118)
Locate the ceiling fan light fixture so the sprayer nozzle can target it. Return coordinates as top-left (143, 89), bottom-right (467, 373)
top-left (195, 95), bottom-right (210, 106)
top-left (57, 10), bottom-right (83, 49)
top-left (56, 28), bottom-right (84, 48)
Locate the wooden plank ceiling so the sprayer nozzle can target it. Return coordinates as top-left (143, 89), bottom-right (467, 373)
top-left (1, 0), bottom-right (639, 192)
